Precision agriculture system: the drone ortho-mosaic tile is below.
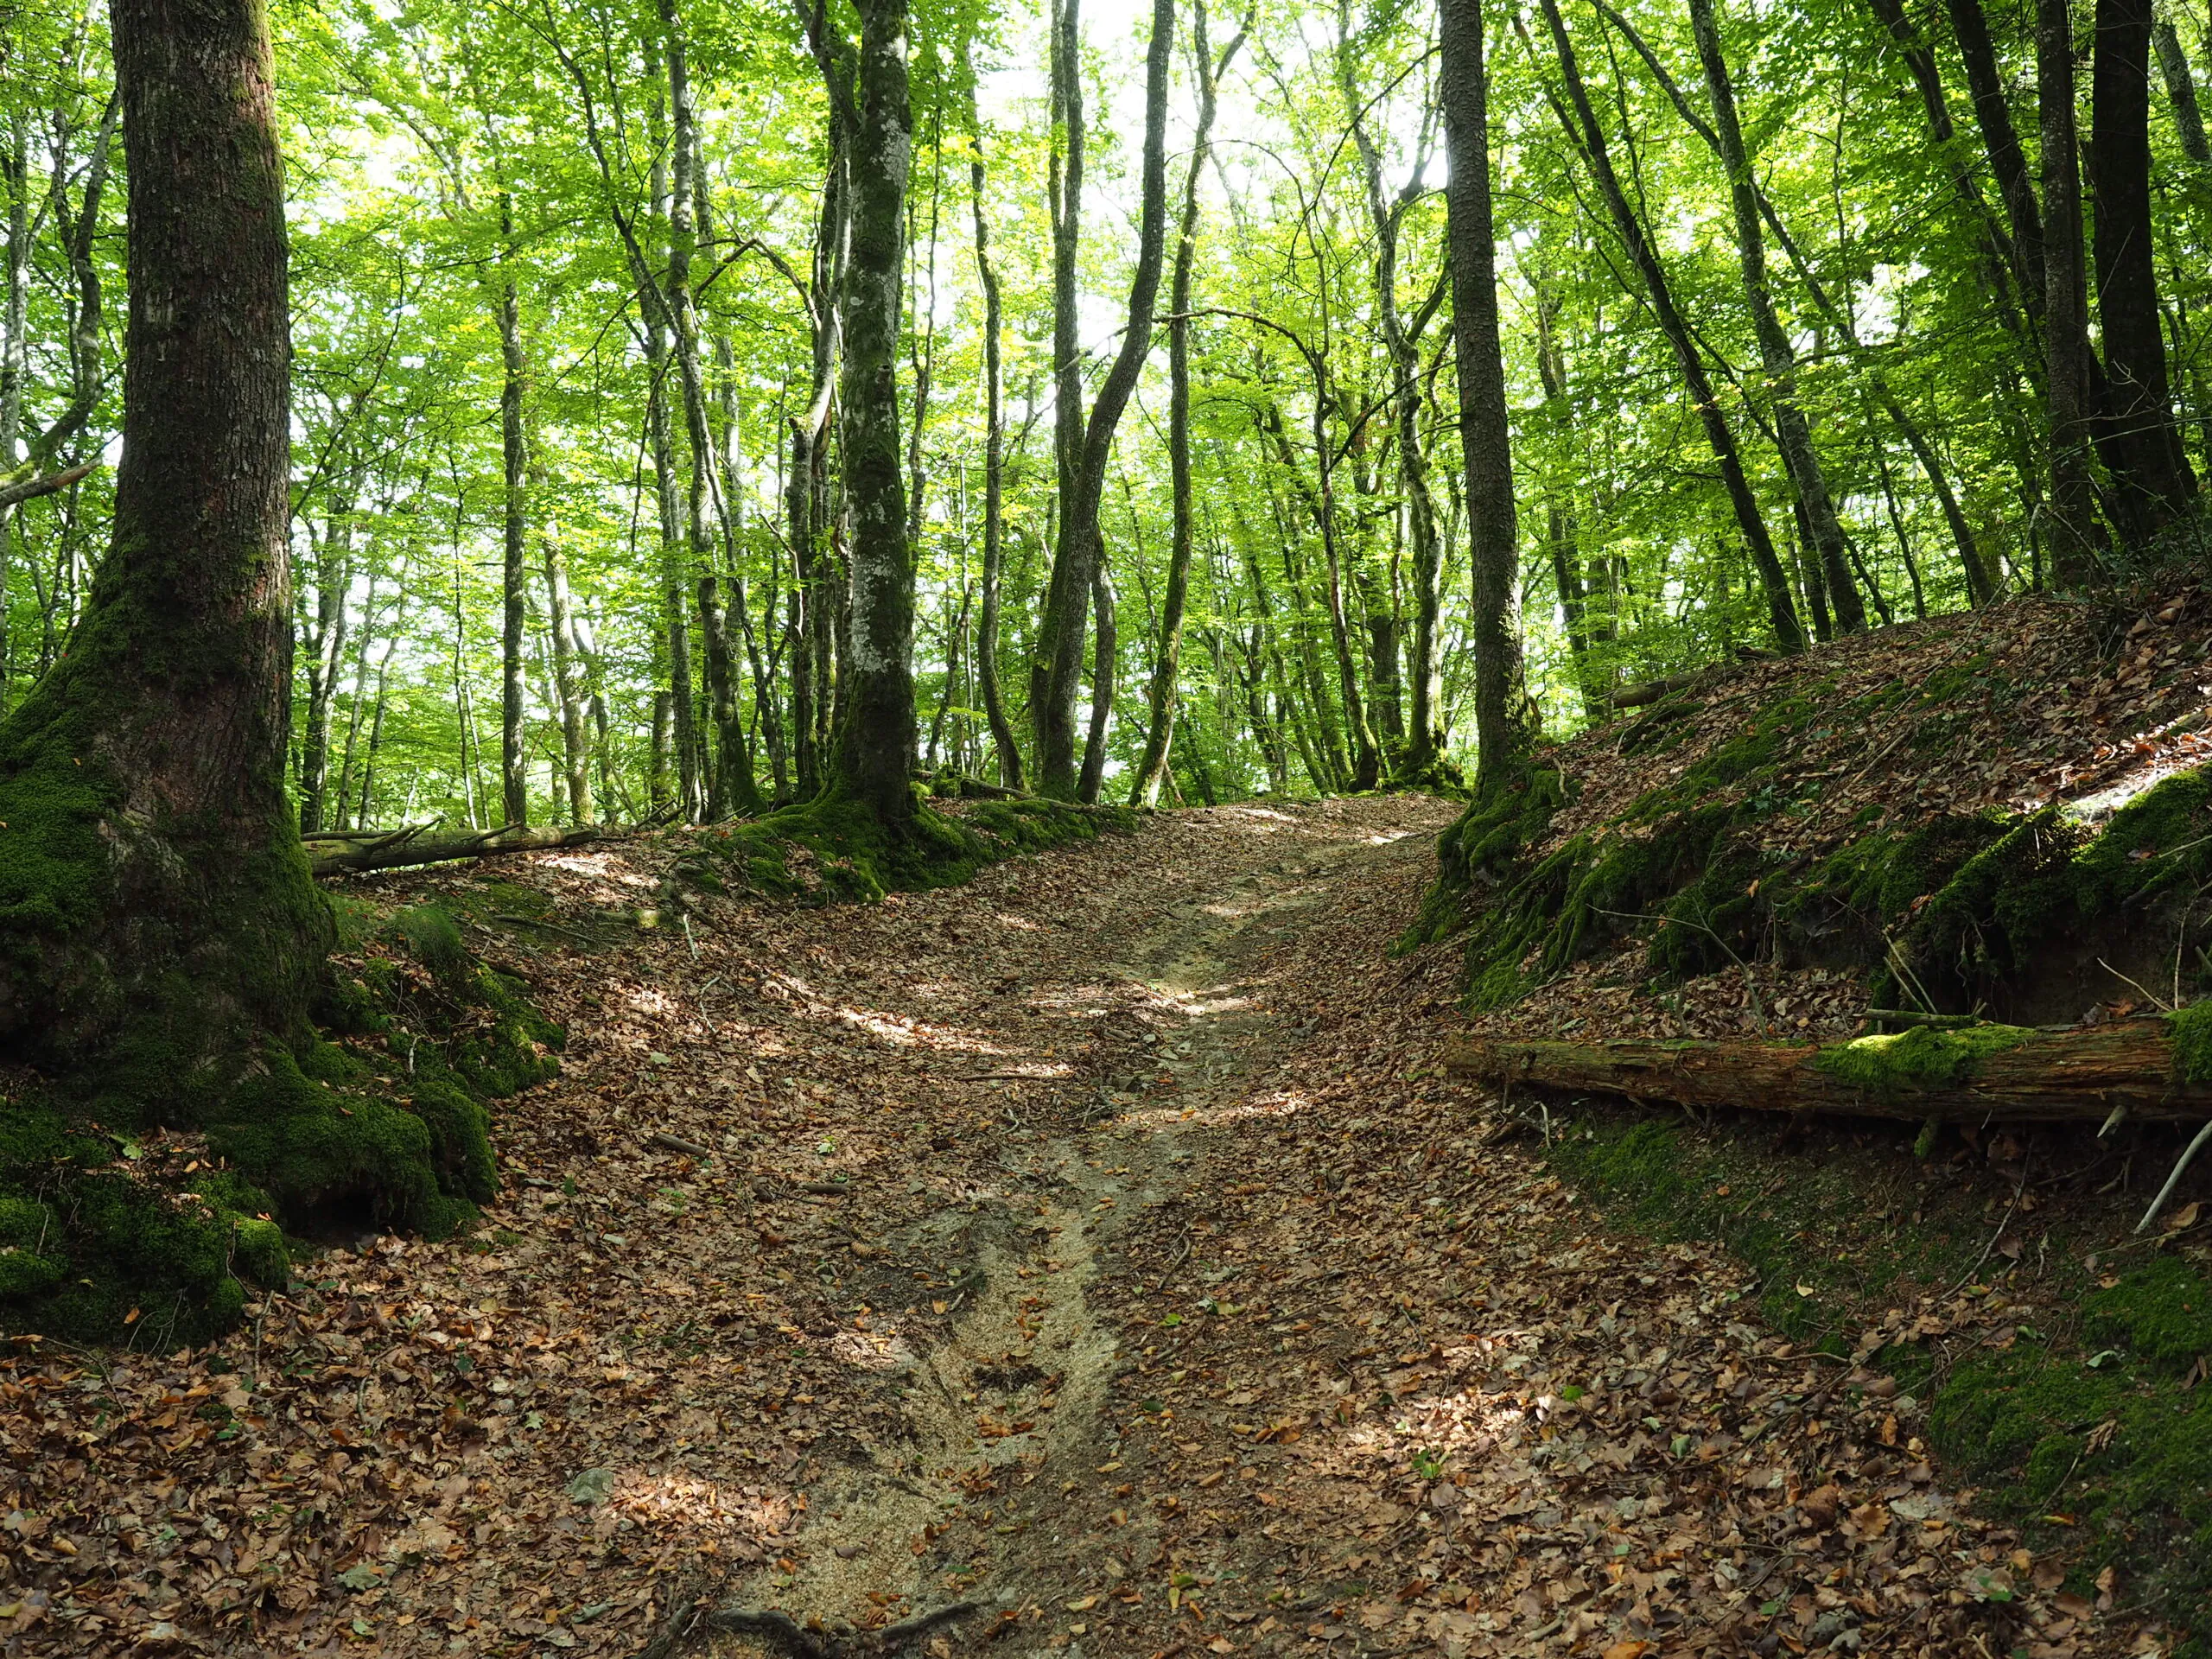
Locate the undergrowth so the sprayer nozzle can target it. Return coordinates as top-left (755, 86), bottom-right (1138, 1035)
top-left (0, 895), bottom-right (561, 1346)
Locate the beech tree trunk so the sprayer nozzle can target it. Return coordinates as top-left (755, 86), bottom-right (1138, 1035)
top-left (1534, 0), bottom-right (1807, 655)
top-left (1130, 0), bottom-right (1233, 809)
top-left (0, 0), bottom-right (331, 1059)
top-left (830, 0), bottom-right (918, 831)
top-left (1690, 0), bottom-right (1863, 634)
top-left (1446, 0), bottom-right (1531, 791)
top-left (2038, 0), bottom-right (2108, 584)
top-left (967, 91), bottom-right (1025, 791)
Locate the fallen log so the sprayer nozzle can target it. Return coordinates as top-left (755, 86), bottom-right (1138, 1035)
top-left (310, 823), bottom-right (601, 877)
top-left (1443, 1017), bottom-right (2212, 1124)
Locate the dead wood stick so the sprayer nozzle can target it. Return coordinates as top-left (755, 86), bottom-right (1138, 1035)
top-left (0, 461), bottom-right (93, 510)
top-left (1444, 1018), bottom-right (2212, 1124)
top-left (311, 823), bottom-right (600, 876)
top-left (646, 1132), bottom-right (712, 1159)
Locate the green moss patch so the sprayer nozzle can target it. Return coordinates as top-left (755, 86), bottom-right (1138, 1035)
top-left (1810, 1022), bottom-right (2037, 1096)
top-left (672, 789), bottom-right (1136, 906)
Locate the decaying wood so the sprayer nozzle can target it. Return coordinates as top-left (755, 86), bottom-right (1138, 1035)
top-left (309, 823), bottom-right (601, 876)
top-left (1444, 1018), bottom-right (2212, 1123)
top-left (1609, 671), bottom-right (1705, 709)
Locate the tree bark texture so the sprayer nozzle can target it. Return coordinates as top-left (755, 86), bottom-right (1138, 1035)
top-left (1445, 1020), bottom-right (2212, 1126)
top-left (2088, 0), bottom-right (2196, 532)
top-left (1446, 0), bottom-right (1530, 791)
top-left (830, 0), bottom-right (918, 832)
top-left (0, 0), bottom-right (331, 1059)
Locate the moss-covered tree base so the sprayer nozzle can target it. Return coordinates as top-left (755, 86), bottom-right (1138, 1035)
top-left (670, 787), bottom-right (1138, 905)
top-left (0, 897), bottom-right (560, 1345)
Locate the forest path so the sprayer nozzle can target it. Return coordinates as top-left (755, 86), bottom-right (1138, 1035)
top-left (1, 798), bottom-right (2105, 1659)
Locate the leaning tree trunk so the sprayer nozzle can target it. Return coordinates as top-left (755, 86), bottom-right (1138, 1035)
top-left (2039, 0), bottom-right (2108, 585)
top-left (1690, 0), bottom-right (1864, 633)
top-left (1444, 0), bottom-right (1532, 791)
top-left (967, 90), bottom-right (1026, 791)
top-left (830, 0), bottom-right (918, 832)
top-left (1535, 0), bottom-right (1806, 655)
top-left (1028, 0), bottom-right (1174, 798)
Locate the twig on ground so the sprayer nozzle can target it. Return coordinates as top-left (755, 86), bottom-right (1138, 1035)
top-left (493, 912), bottom-right (597, 944)
top-left (647, 1131), bottom-right (712, 1159)
top-left (2136, 1118), bottom-right (2212, 1235)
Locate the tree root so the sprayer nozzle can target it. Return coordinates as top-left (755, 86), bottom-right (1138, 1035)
top-left (639, 1593), bottom-right (982, 1659)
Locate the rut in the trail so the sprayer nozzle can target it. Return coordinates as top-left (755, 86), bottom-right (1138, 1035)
top-left (744, 817), bottom-right (1400, 1652)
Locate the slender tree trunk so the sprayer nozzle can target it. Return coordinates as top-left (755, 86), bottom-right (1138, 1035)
top-left (329, 575), bottom-right (380, 830)
top-left (497, 232), bottom-right (530, 828)
top-left (1444, 0), bottom-right (1532, 789)
top-left (831, 0), bottom-right (918, 830)
top-left (1534, 0), bottom-right (1806, 653)
top-left (0, 0), bottom-right (329, 1067)
top-left (540, 512), bottom-right (593, 823)
top-left (967, 98), bottom-right (1025, 791)
top-left (2039, 0), bottom-right (2108, 584)
top-left (353, 592), bottom-right (406, 829)
top-left (2090, 0), bottom-right (2196, 530)
top-left (1077, 559), bottom-right (1116, 802)
top-left (1030, 0), bottom-right (1174, 798)
top-left (2156, 18), bottom-right (2211, 164)
top-left (1131, 0), bottom-right (1237, 807)
top-left (1690, 0), bottom-right (1863, 632)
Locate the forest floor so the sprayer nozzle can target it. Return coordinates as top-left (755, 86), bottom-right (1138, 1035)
top-left (0, 795), bottom-right (2154, 1659)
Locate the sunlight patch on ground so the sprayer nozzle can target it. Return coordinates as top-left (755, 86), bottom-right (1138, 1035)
top-left (603, 1469), bottom-right (798, 1560)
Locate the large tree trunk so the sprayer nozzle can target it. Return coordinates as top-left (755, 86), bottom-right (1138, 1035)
top-left (1029, 0), bottom-right (1174, 799)
top-left (0, 0), bottom-right (321, 1059)
top-left (2038, 0), bottom-right (2109, 585)
top-left (1446, 0), bottom-right (1532, 791)
top-left (1690, 0), bottom-right (1864, 633)
top-left (830, 0), bottom-right (918, 830)
top-left (967, 95), bottom-right (1025, 791)
top-left (2089, 0), bottom-right (2196, 533)
top-left (1534, 0), bottom-right (1806, 655)
top-left (1445, 1020), bottom-right (2212, 1126)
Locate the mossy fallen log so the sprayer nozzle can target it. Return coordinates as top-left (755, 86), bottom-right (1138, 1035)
top-left (1444, 1014), bottom-right (2212, 1122)
top-left (309, 823), bottom-right (600, 877)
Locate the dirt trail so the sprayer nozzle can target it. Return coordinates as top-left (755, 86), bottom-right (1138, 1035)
top-left (723, 806), bottom-right (1440, 1654)
top-left (0, 798), bottom-right (2135, 1659)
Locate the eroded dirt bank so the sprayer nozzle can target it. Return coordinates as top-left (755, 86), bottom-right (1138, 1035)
top-left (0, 798), bottom-right (2134, 1658)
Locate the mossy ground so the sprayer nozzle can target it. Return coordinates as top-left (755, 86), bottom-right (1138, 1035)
top-left (0, 896), bottom-right (560, 1346)
top-left (671, 787), bottom-right (1137, 906)
top-left (1540, 1097), bottom-right (2212, 1653)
